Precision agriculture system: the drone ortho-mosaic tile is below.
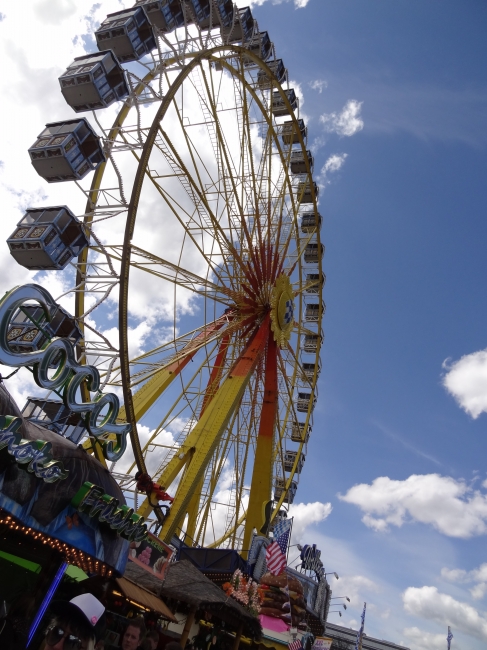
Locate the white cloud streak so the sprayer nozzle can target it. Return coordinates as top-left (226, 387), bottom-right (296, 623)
top-left (442, 562), bottom-right (487, 600)
top-left (403, 586), bottom-right (487, 642)
top-left (442, 349), bottom-right (487, 419)
top-left (320, 99), bottom-right (364, 136)
top-left (308, 79), bottom-right (327, 94)
top-left (403, 626), bottom-right (455, 650)
top-left (317, 153), bottom-right (348, 190)
top-left (340, 474), bottom-right (487, 538)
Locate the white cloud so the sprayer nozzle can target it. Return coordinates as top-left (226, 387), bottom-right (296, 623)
top-left (114, 423), bottom-right (176, 476)
top-left (322, 153), bottom-right (348, 175)
top-left (320, 99), bottom-right (364, 136)
top-left (332, 574), bottom-right (379, 604)
top-left (309, 79), bottom-right (327, 94)
top-left (442, 563), bottom-right (487, 600)
top-left (403, 626), bottom-right (454, 650)
top-left (288, 501), bottom-right (332, 542)
top-left (339, 474), bottom-right (487, 538)
top-left (33, 0), bottom-right (77, 24)
top-left (317, 153), bottom-right (348, 189)
top-left (442, 349), bottom-right (487, 419)
top-left (403, 586), bottom-right (487, 642)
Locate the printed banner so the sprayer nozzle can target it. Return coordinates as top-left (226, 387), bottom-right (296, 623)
top-left (312, 637), bottom-right (333, 650)
top-left (129, 532), bottom-right (174, 579)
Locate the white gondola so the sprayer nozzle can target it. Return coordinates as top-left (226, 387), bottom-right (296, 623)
top-left (291, 422), bottom-right (311, 443)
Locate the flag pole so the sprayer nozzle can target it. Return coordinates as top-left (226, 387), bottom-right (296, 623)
top-left (447, 626), bottom-right (453, 650)
top-left (354, 602), bottom-right (366, 650)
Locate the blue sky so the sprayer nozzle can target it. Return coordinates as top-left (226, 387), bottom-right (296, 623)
top-left (253, 1), bottom-right (487, 648)
top-left (0, 1), bottom-right (486, 648)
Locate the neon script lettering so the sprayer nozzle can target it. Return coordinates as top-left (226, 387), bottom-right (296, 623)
top-left (0, 284), bottom-right (130, 461)
top-left (0, 415), bottom-right (69, 482)
top-left (71, 481), bottom-right (148, 542)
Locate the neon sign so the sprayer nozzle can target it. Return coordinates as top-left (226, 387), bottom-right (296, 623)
top-left (71, 481), bottom-right (148, 542)
top-left (0, 284), bottom-right (130, 461)
top-left (0, 415), bottom-right (68, 482)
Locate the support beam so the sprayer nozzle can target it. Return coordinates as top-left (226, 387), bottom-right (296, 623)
top-left (232, 622), bottom-right (244, 650)
top-left (184, 333), bottom-right (230, 545)
top-left (180, 605), bottom-right (197, 647)
top-left (117, 315), bottom-right (229, 422)
top-left (241, 330), bottom-right (278, 556)
top-left (137, 317), bottom-right (270, 544)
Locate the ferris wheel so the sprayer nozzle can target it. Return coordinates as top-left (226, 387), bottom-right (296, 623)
top-left (10, 1), bottom-right (324, 551)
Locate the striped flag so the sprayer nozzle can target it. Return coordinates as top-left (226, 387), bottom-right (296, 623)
top-left (288, 639), bottom-right (302, 650)
top-left (273, 517), bottom-right (292, 540)
top-left (354, 602), bottom-right (367, 650)
top-left (447, 627), bottom-right (453, 650)
top-left (266, 541), bottom-right (287, 575)
top-left (274, 517), bottom-right (292, 556)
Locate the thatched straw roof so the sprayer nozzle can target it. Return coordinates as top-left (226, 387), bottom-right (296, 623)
top-left (125, 560), bottom-right (261, 639)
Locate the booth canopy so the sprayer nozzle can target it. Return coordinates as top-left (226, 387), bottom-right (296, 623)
top-left (159, 560), bottom-right (262, 639)
top-left (116, 576), bottom-right (177, 621)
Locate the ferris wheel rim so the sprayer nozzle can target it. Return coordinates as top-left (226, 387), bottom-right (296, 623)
top-left (70, 37), bottom-right (323, 547)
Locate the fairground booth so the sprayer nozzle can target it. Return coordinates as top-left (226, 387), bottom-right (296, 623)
top-left (0, 382), bottom-right (150, 648)
top-left (125, 558), bottom-right (262, 650)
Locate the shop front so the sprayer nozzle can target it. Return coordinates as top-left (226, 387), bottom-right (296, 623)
top-left (0, 382), bottom-right (147, 648)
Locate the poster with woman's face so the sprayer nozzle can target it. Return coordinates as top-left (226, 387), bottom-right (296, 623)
top-left (128, 532), bottom-right (173, 579)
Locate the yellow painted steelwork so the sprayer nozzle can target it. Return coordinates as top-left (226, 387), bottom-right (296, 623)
top-left (137, 317), bottom-right (270, 543)
top-left (241, 331), bottom-right (278, 555)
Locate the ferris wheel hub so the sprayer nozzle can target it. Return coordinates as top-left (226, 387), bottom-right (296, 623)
top-left (270, 274), bottom-right (295, 348)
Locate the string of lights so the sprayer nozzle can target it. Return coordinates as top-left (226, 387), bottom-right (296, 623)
top-left (0, 509), bottom-right (114, 577)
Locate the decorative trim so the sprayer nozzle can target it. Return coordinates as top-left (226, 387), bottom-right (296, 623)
top-left (0, 414), bottom-right (68, 482)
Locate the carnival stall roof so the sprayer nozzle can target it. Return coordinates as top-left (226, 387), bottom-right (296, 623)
top-left (126, 559), bottom-right (262, 640)
top-left (115, 576), bottom-right (177, 621)
top-left (0, 383), bottom-right (138, 575)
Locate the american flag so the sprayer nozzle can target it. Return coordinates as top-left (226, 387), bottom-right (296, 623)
top-left (266, 541), bottom-right (287, 575)
top-left (354, 602), bottom-right (367, 650)
top-left (288, 639), bottom-right (302, 650)
top-left (273, 516), bottom-right (292, 540)
top-left (447, 626), bottom-right (453, 650)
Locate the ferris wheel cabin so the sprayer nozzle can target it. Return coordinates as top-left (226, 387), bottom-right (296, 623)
top-left (245, 31), bottom-right (272, 61)
top-left (302, 361), bottom-right (321, 381)
top-left (59, 51), bottom-right (128, 113)
top-left (297, 180), bottom-right (319, 203)
top-left (7, 207), bottom-right (89, 270)
top-left (215, 0), bottom-right (234, 27)
top-left (284, 451), bottom-right (306, 474)
top-left (272, 88), bottom-right (298, 116)
top-left (290, 150), bottom-right (314, 175)
top-left (304, 242), bottom-right (325, 263)
top-left (274, 478), bottom-right (298, 504)
top-left (22, 398), bottom-right (86, 445)
top-left (291, 422), bottom-right (311, 444)
top-left (188, 0), bottom-right (222, 28)
top-left (297, 391), bottom-right (317, 413)
top-left (281, 118), bottom-right (307, 145)
top-left (5, 302), bottom-right (82, 355)
top-left (257, 59), bottom-right (286, 88)
top-left (221, 6), bottom-right (255, 43)
top-left (28, 119), bottom-right (105, 183)
top-left (305, 272), bottom-right (325, 293)
top-left (95, 7), bottom-right (156, 62)
top-left (305, 302), bottom-right (325, 322)
top-left (303, 333), bottom-right (322, 352)
top-left (301, 211), bottom-right (322, 232)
